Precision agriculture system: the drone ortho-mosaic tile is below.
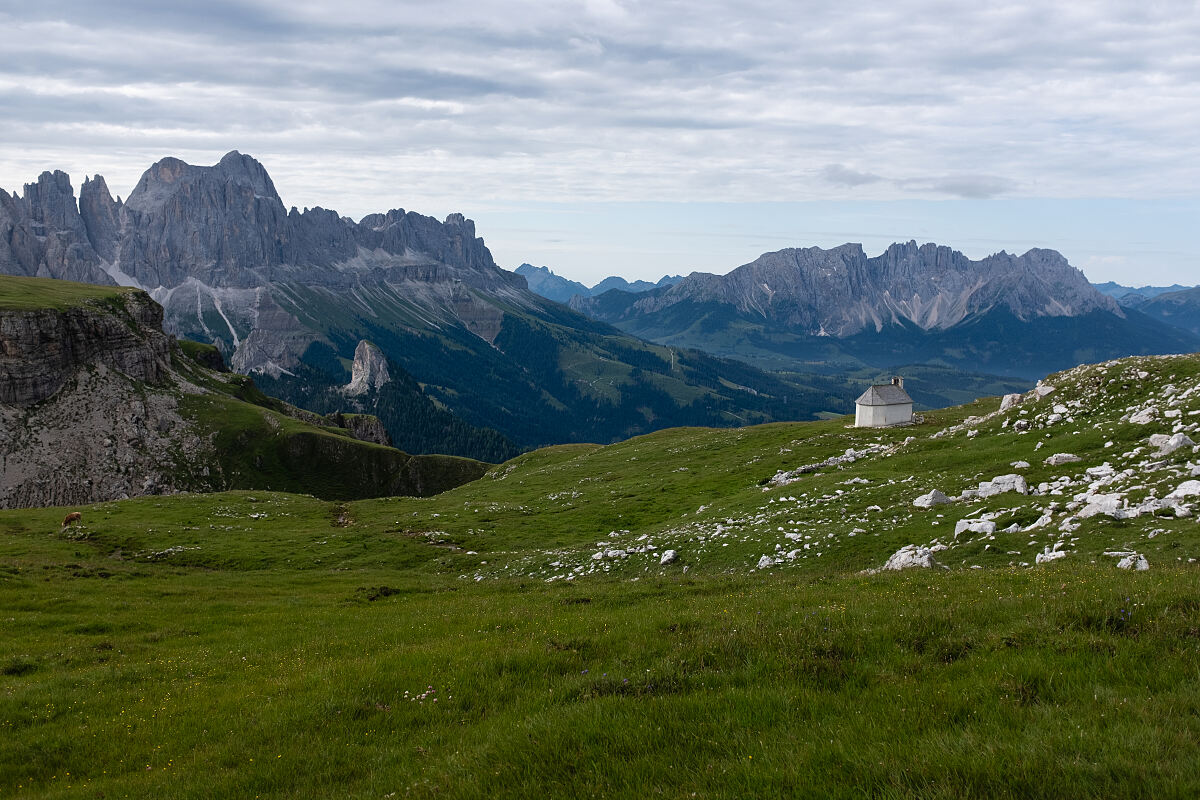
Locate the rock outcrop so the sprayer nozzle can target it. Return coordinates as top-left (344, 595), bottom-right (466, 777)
top-left (0, 288), bottom-right (171, 407)
top-left (0, 172), bottom-right (114, 286)
top-left (344, 340), bottom-right (391, 396)
top-left (0, 277), bottom-right (486, 508)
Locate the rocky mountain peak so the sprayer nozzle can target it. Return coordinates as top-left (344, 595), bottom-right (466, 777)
top-left (79, 175), bottom-right (121, 262)
top-left (215, 150), bottom-right (280, 200)
top-left (22, 171), bottom-right (86, 237)
top-left (125, 151), bottom-right (282, 214)
top-left (344, 340), bottom-right (391, 396)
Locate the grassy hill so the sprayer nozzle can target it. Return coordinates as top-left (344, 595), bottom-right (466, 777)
top-left (3, 351), bottom-right (1200, 796)
top-left (0, 275), bottom-right (139, 311)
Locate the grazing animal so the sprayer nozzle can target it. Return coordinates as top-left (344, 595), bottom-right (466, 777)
top-left (61, 511), bottom-right (82, 527)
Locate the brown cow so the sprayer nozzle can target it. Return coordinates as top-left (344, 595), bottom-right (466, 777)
top-left (61, 511), bottom-right (82, 527)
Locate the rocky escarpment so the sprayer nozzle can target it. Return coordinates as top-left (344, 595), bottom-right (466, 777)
top-left (0, 287), bottom-right (171, 406)
top-left (0, 284), bottom-right (207, 507)
top-left (588, 242), bottom-right (1121, 337)
top-left (0, 364), bottom-right (210, 508)
top-left (0, 277), bottom-right (487, 508)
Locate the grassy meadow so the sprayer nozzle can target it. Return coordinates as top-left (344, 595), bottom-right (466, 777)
top-left (5, 353), bottom-right (1200, 797)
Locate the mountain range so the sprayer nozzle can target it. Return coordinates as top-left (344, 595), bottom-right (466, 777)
top-left (568, 242), bottom-right (1198, 379)
top-left (0, 152), bottom-right (866, 454)
top-left (5, 150), bottom-right (1192, 451)
top-left (1092, 280), bottom-right (1194, 305)
top-left (1117, 286), bottom-right (1200, 337)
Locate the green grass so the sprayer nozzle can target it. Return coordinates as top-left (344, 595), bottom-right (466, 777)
top-left (1, 505), bottom-right (1198, 798)
top-left (5, 352), bottom-right (1200, 796)
top-left (0, 276), bottom-right (137, 311)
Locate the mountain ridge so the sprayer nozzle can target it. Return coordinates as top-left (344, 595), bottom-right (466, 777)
top-left (0, 152), bottom-right (853, 451)
top-left (571, 241), bottom-right (1196, 379)
top-left (515, 263), bottom-right (681, 304)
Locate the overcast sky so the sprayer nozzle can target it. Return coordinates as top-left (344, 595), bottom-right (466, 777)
top-left (1, 0), bottom-right (1198, 284)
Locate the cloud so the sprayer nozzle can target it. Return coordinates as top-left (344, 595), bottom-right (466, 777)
top-left (0, 0), bottom-right (1198, 217)
top-left (922, 175), bottom-right (1015, 199)
top-left (820, 164), bottom-right (884, 187)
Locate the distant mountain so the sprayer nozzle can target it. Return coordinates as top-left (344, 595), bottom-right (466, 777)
top-left (1126, 287), bottom-right (1200, 337)
top-left (1092, 281), bottom-right (1192, 305)
top-left (513, 264), bottom-right (590, 303)
top-left (0, 152), bottom-right (850, 451)
top-left (591, 274), bottom-right (683, 295)
top-left (515, 263), bottom-right (681, 304)
top-left (571, 242), bottom-right (1199, 380)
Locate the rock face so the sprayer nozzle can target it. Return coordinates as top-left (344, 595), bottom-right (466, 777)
top-left (0, 151), bottom-right (527, 371)
top-left (0, 288), bottom-right (171, 406)
top-left (0, 172), bottom-right (114, 286)
top-left (0, 278), bottom-right (487, 508)
top-left (344, 340), bottom-right (391, 396)
top-left (338, 414), bottom-right (392, 447)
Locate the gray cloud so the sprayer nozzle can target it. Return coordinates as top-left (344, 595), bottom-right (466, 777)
top-left (821, 164), bottom-right (885, 187)
top-left (920, 175), bottom-right (1015, 199)
top-left (0, 0), bottom-right (1198, 218)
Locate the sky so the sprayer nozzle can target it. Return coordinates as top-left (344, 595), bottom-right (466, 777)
top-left (0, 0), bottom-right (1198, 285)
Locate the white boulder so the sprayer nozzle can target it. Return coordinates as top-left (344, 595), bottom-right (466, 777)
top-left (870, 544), bottom-right (942, 572)
top-left (914, 489), bottom-right (952, 509)
top-left (1077, 493), bottom-right (1125, 519)
top-left (1166, 480), bottom-right (1200, 500)
top-left (756, 555), bottom-right (775, 569)
top-left (977, 474), bottom-right (1028, 497)
top-left (1130, 407), bottom-right (1157, 424)
top-left (659, 549), bottom-right (678, 565)
top-left (954, 519), bottom-right (997, 537)
top-left (1000, 393), bottom-right (1022, 412)
top-left (1159, 433), bottom-right (1195, 455)
top-left (1035, 545), bottom-right (1068, 564)
top-left (1116, 553), bottom-right (1150, 571)
top-left (1044, 453), bottom-right (1081, 466)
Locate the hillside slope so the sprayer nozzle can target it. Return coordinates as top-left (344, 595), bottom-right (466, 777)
top-left (0, 276), bottom-right (486, 508)
top-left (4, 351), bottom-right (1200, 797)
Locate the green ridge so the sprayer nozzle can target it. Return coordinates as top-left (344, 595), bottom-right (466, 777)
top-left (0, 275), bottom-right (135, 311)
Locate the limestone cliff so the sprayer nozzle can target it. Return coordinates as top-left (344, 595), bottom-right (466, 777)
top-left (0, 151), bottom-right (531, 373)
top-left (0, 277), bottom-right (486, 508)
top-left (0, 287), bottom-right (170, 407)
top-left (344, 340), bottom-right (391, 396)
